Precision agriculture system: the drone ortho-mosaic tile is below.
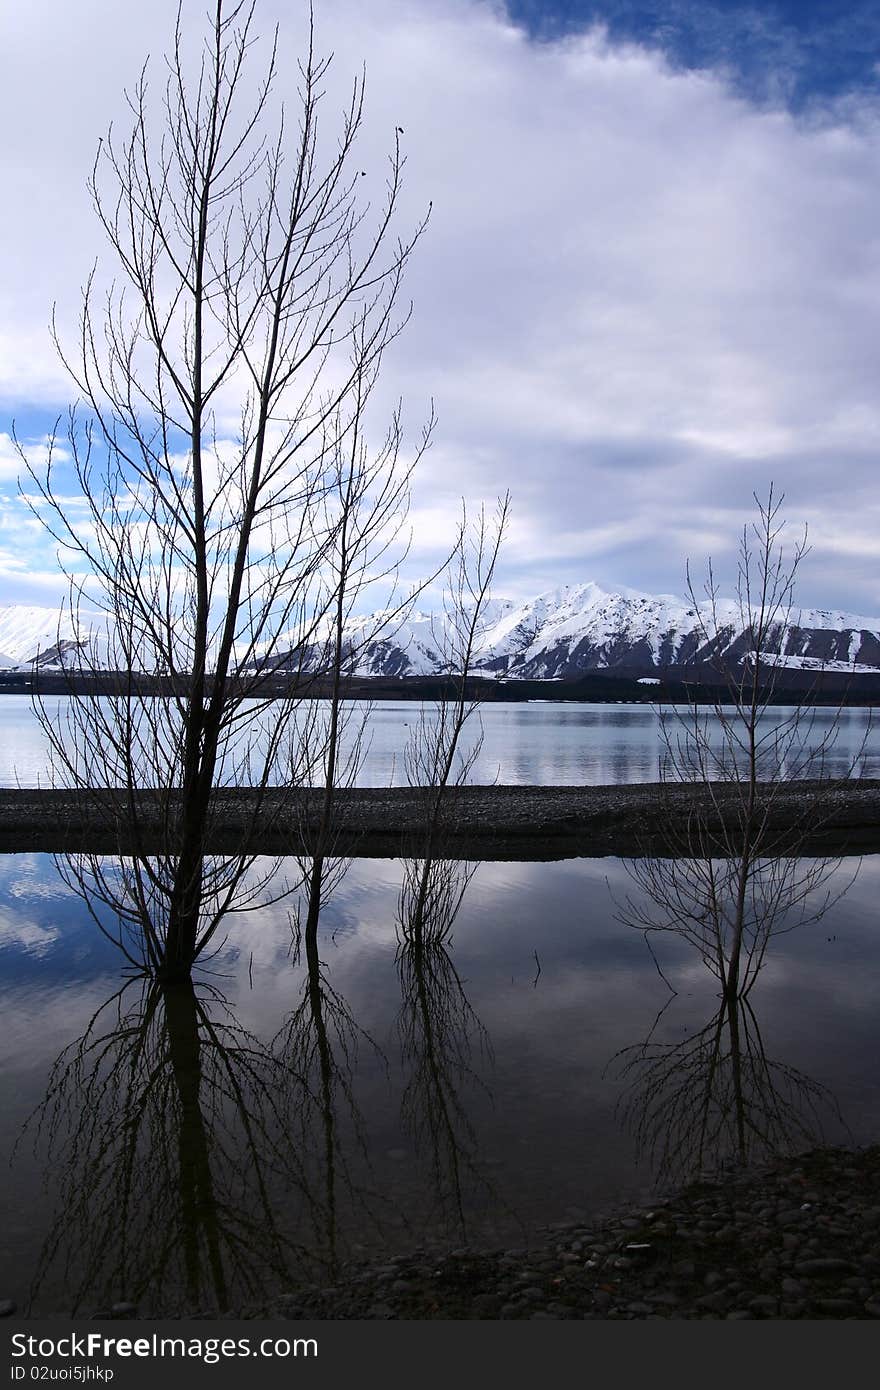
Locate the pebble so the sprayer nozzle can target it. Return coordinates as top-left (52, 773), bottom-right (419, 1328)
top-left (794, 1258), bottom-right (855, 1276)
top-left (190, 1145), bottom-right (880, 1321)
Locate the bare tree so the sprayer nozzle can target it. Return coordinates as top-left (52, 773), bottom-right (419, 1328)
top-left (266, 498), bottom-right (508, 1253)
top-left (617, 489), bottom-right (860, 1002)
top-left (287, 367), bottom-right (438, 953)
top-left (384, 500), bottom-right (509, 1236)
top-left (399, 493), bottom-right (509, 933)
top-left (20, 0), bottom-right (434, 980)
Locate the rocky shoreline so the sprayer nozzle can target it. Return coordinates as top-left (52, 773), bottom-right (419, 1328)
top-left (251, 1145), bottom-right (880, 1320)
top-left (4, 1149), bottom-right (877, 1322)
top-left (1, 780), bottom-right (878, 858)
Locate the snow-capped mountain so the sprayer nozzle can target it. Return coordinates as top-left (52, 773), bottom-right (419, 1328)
top-left (0, 606), bottom-right (89, 668)
top-left (266, 581), bottom-right (880, 680)
top-left (462, 582), bottom-right (880, 680)
top-left (2, 583), bottom-right (879, 680)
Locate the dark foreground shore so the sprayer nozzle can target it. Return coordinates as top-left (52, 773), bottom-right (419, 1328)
top-left (252, 1145), bottom-right (880, 1320)
top-left (5, 1146), bottom-right (876, 1321)
top-left (1, 780), bottom-right (878, 858)
top-left (63, 1145), bottom-right (879, 1321)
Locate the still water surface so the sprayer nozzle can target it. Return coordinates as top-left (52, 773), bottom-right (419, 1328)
top-left (1, 849), bottom-right (878, 1315)
top-left (0, 696), bottom-right (877, 786)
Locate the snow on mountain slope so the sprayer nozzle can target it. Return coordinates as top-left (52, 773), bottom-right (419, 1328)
top-left (261, 581), bottom-right (880, 679)
top-left (0, 606), bottom-right (83, 665)
top-left (0, 605), bottom-right (117, 670)
top-left (2, 584), bottom-right (879, 679)
top-left (466, 582), bottom-right (880, 680)
top-left (337, 609), bottom-right (449, 677)
top-left (747, 653), bottom-right (880, 675)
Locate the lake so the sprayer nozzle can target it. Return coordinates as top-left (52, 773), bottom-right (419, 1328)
top-left (0, 696), bottom-right (877, 787)
top-left (2, 848), bottom-right (879, 1315)
top-left (0, 696), bottom-right (877, 1315)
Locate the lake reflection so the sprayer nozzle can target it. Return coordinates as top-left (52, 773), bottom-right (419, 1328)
top-left (2, 851), bottom-right (879, 1315)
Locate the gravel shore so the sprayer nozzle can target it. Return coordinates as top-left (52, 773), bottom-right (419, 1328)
top-left (249, 1145), bottom-right (880, 1320)
top-left (1, 780), bottom-right (878, 858)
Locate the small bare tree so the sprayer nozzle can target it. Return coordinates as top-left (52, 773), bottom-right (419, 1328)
top-left (398, 493), bottom-right (509, 935)
top-left (20, 0), bottom-right (435, 980)
top-left (617, 489), bottom-right (859, 1002)
top-left (288, 368), bottom-right (438, 953)
top-left (386, 500), bottom-right (508, 1235)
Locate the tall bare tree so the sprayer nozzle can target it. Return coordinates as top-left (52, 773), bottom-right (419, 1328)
top-left (21, 0), bottom-right (433, 980)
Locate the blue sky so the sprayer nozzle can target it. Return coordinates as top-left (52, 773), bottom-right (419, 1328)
top-left (1, 0), bottom-right (879, 616)
top-left (511, 1), bottom-right (880, 106)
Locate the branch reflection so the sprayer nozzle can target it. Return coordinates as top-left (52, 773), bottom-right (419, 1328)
top-left (395, 855), bottom-right (496, 1238)
top-left (25, 978), bottom-right (304, 1316)
top-left (273, 896), bottom-right (387, 1278)
top-left (611, 984), bottom-right (845, 1187)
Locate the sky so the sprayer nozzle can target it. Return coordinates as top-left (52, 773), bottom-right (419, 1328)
top-left (1, 0), bottom-right (879, 617)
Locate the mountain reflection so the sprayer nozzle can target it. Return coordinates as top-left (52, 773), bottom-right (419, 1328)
top-left (24, 977), bottom-right (305, 1316)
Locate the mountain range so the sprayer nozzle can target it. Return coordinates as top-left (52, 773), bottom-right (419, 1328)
top-left (2, 582), bottom-right (879, 682)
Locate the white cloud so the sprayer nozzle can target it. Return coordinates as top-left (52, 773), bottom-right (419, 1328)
top-left (0, 905), bottom-right (60, 958)
top-left (0, 431), bottom-right (70, 483)
top-left (0, 0), bottom-right (878, 612)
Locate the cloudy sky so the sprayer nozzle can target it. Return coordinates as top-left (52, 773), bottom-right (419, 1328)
top-left (1, 0), bottom-right (879, 615)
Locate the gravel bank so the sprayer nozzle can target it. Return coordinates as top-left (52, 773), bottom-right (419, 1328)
top-left (1, 781), bottom-right (878, 858)
top-left (5, 1148), bottom-right (877, 1321)
top-left (250, 1146), bottom-right (880, 1320)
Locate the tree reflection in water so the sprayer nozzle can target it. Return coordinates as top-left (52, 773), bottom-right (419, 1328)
top-left (610, 837), bottom-right (851, 1182)
top-left (396, 856), bottom-right (495, 1236)
top-left (273, 900), bottom-right (387, 1279)
top-left (610, 983), bottom-right (846, 1187)
top-left (22, 826), bottom-right (504, 1312)
top-left (23, 977), bottom-right (305, 1316)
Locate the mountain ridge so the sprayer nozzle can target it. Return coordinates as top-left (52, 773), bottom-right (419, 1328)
top-left (2, 582), bottom-right (879, 681)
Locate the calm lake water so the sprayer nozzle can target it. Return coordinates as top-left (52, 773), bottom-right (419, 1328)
top-left (1, 849), bottom-right (878, 1316)
top-left (0, 696), bottom-right (877, 786)
top-left (0, 696), bottom-right (877, 1315)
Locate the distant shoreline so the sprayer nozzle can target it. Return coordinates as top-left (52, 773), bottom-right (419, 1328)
top-left (1, 669), bottom-right (879, 705)
top-left (1, 780), bottom-right (878, 859)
